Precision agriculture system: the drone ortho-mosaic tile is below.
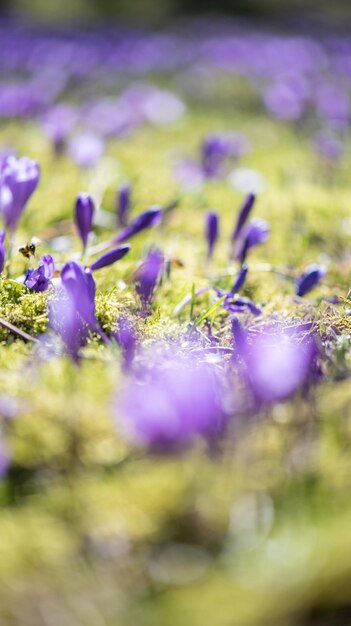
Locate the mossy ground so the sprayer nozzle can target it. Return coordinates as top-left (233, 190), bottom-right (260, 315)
top-left (1, 88), bottom-right (351, 626)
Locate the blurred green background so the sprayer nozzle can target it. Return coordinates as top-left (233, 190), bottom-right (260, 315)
top-left (2, 0), bottom-right (351, 28)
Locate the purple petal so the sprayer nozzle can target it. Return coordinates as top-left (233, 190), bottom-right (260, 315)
top-left (113, 206), bottom-right (162, 244)
top-left (232, 193), bottom-right (256, 242)
top-left (90, 244), bottom-right (131, 271)
top-left (205, 210), bottom-right (219, 259)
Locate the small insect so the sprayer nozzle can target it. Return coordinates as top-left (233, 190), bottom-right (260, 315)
top-left (18, 237), bottom-right (40, 259)
top-left (18, 243), bottom-right (36, 259)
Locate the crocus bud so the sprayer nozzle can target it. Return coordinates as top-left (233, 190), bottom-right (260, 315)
top-left (205, 211), bottom-right (219, 260)
top-left (117, 183), bottom-right (131, 227)
top-left (90, 244), bottom-right (130, 272)
top-left (0, 156), bottom-right (40, 232)
top-left (75, 193), bottom-right (94, 251)
top-left (113, 206), bottom-right (162, 244)
top-left (135, 248), bottom-right (164, 314)
top-left (231, 192), bottom-right (255, 242)
top-left (295, 264), bottom-right (326, 297)
top-left (230, 264), bottom-right (248, 294)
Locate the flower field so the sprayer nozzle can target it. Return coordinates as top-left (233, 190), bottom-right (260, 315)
top-left (0, 17), bottom-right (351, 626)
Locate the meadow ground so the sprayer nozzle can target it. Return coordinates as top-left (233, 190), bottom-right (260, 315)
top-left (0, 20), bottom-right (351, 626)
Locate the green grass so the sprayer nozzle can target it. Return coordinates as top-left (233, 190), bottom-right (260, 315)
top-left (0, 95), bottom-right (351, 626)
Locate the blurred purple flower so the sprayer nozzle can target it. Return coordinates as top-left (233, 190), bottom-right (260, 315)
top-left (205, 210), bottom-right (219, 260)
top-left (90, 244), bottom-right (130, 271)
top-left (41, 104), bottom-right (78, 156)
top-left (0, 230), bottom-right (5, 274)
top-left (135, 248), bottom-right (164, 314)
top-left (0, 156), bottom-right (40, 231)
top-left (115, 353), bottom-right (225, 450)
top-left (117, 183), bottom-right (131, 227)
top-left (231, 264), bottom-right (248, 294)
top-left (75, 192), bottom-right (95, 251)
top-left (313, 133), bottom-right (344, 161)
top-left (245, 328), bottom-right (316, 403)
top-left (232, 193), bottom-right (256, 243)
top-left (201, 133), bottom-right (231, 178)
top-left (263, 81), bottom-right (305, 121)
top-left (68, 133), bottom-right (104, 169)
top-left (234, 217), bottom-right (270, 263)
top-left (24, 254), bottom-right (55, 292)
top-left (113, 316), bottom-right (137, 371)
top-left (113, 206), bottom-right (162, 244)
top-left (296, 264), bottom-right (326, 297)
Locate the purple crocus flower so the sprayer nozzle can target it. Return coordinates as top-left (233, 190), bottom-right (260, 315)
top-left (24, 254), bottom-right (55, 292)
top-left (231, 264), bottom-right (248, 294)
top-left (205, 210), bottom-right (219, 260)
top-left (75, 193), bottom-right (95, 251)
top-left (114, 316), bottom-right (137, 371)
top-left (232, 193), bottom-right (256, 242)
top-left (49, 290), bottom-right (87, 363)
top-left (296, 264), bottom-right (326, 297)
top-left (0, 230), bottom-right (5, 274)
top-left (0, 156), bottom-right (40, 232)
top-left (90, 244), bottom-right (130, 271)
top-left (113, 206), bottom-right (162, 244)
top-left (135, 248), bottom-right (164, 313)
top-left (115, 353), bottom-right (224, 450)
top-left (117, 183), bottom-right (131, 227)
top-left (234, 217), bottom-right (270, 263)
top-left (201, 133), bottom-right (230, 178)
top-left (245, 328), bottom-right (316, 403)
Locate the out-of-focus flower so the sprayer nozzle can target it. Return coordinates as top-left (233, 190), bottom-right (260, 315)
top-left (142, 88), bottom-right (186, 126)
top-left (135, 248), bottom-right (164, 313)
top-left (295, 264), bottom-right (326, 297)
top-left (75, 193), bottom-right (95, 252)
top-left (245, 327), bottom-right (316, 403)
top-left (113, 316), bottom-right (137, 371)
top-left (201, 133), bottom-right (231, 178)
top-left (263, 81), bottom-right (306, 121)
top-left (205, 210), bottom-right (219, 260)
top-left (41, 104), bottom-right (78, 156)
top-left (174, 160), bottom-right (204, 191)
top-left (50, 261), bottom-right (110, 361)
top-left (113, 206), bottom-right (162, 244)
top-left (117, 183), bottom-right (131, 227)
top-left (232, 193), bottom-right (256, 242)
top-left (234, 217), bottom-right (270, 263)
top-left (231, 264), bottom-right (248, 293)
top-left (313, 133), bottom-right (344, 161)
top-left (115, 352), bottom-right (225, 450)
top-left (90, 244), bottom-right (130, 272)
top-left (0, 230), bottom-right (5, 274)
top-left (24, 254), bottom-right (55, 292)
top-left (68, 132), bottom-right (104, 169)
top-left (0, 156), bottom-right (40, 231)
